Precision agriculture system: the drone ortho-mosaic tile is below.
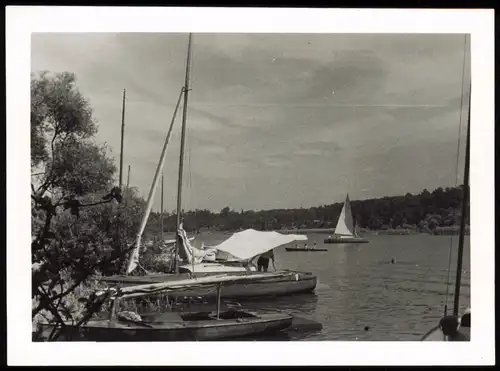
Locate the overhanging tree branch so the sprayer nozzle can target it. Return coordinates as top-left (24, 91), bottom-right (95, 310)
top-left (31, 71), bottom-right (144, 341)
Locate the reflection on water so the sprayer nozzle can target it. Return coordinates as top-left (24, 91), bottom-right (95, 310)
top-left (195, 232), bottom-right (471, 341)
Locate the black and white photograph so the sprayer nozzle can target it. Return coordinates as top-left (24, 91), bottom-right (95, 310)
top-left (6, 6), bottom-right (495, 366)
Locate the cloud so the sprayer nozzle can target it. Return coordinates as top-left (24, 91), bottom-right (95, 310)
top-left (31, 33), bottom-right (469, 211)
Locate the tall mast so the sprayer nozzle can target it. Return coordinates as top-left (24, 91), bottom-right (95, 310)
top-left (160, 173), bottom-right (164, 244)
top-left (119, 89), bottom-right (126, 188)
top-left (125, 87), bottom-right (184, 274)
top-left (173, 33), bottom-right (193, 274)
top-left (126, 165), bottom-right (131, 189)
top-left (453, 82), bottom-right (471, 317)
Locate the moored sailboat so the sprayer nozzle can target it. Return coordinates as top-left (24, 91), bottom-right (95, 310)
top-left (97, 33), bottom-right (317, 299)
top-left (100, 224), bottom-right (317, 299)
top-left (324, 194), bottom-right (369, 244)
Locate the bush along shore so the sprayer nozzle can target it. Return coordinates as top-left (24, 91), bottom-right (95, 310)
top-left (278, 225), bottom-right (470, 236)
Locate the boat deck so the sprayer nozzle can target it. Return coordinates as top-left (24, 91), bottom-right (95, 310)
top-left (92, 270), bottom-right (317, 300)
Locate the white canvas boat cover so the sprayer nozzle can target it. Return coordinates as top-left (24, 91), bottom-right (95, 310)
top-left (214, 229), bottom-right (308, 261)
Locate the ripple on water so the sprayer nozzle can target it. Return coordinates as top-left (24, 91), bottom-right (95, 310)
top-left (194, 233), bottom-right (470, 340)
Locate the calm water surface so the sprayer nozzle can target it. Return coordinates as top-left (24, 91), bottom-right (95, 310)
top-left (191, 232), bottom-right (470, 341)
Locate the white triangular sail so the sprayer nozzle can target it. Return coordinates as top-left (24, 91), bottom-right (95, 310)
top-left (334, 194), bottom-right (355, 236)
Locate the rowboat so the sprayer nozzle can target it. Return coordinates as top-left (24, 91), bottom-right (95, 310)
top-left (37, 272), bottom-right (295, 341)
top-left (285, 247), bottom-right (327, 252)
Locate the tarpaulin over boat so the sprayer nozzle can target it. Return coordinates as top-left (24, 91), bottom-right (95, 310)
top-left (213, 229), bottom-right (308, 261)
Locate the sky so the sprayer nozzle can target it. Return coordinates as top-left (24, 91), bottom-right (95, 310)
top-left (31, 33), bottom-right (470, 213)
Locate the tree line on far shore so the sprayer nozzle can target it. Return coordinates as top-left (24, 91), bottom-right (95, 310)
top-left (147, 185), bottom-right (469, 236)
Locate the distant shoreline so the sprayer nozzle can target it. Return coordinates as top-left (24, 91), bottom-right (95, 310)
top-left (276, 227), bottom-right (470, 236)
top-left (158, 226), bottom-right (470, 239)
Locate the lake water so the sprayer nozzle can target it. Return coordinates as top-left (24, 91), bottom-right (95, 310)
top-left (191, 232), bottom-right (471, 341)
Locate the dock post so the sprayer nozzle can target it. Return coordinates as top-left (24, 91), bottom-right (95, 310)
top-left (216, 284), bottom-right (222, 319)
top-left (108, 298), bottom-right (117, 321)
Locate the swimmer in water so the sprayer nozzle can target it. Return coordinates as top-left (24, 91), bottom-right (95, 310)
top-left (391, 258), bottom-right (395, 264)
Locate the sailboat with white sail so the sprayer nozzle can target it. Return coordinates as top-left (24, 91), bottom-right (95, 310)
top-left (97, 33), bottom-right (317, 299)
top-left (324, 194), bottom-right (369, 244)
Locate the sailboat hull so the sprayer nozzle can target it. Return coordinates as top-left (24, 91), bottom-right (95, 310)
top-left (96, 271), bottom-right (317, 300)
top-left (37, 311), bottom-right (293, 342)
top-left (324, 236), bottom-right (369, 244)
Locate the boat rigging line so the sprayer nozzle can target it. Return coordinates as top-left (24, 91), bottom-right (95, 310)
top-left (443, 34), bottom-right (469, 316)
top-left (453, 80), bottom-right (470, 317)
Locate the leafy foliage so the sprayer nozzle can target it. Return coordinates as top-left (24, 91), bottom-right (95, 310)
top-left (31, 71), bottom-right (97, 168)
top-left (30, 71), bottom-right (142, 340)
top-left (50, 138), bottom-right (115, 196)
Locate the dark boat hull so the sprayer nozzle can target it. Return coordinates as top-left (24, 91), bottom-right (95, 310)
top-left (324, 237), bottom-right (369, 244)
top-left (421, 310), bottom-right (470, 341)
top-left (37, 311), bottom-right (293, 342)
top-left (96, 271), bottom-right (317, 300)
top-left (285, 248), bottom-right (328, 252)
top-left (421, 326), bottom-right (470, 341)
